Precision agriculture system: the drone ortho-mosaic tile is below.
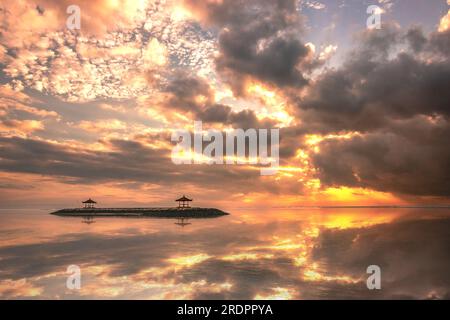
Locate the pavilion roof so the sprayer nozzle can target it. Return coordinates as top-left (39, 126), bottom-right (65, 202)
top-left (82, 198), bottom-right (97, 203)
top-left (175, 195), bottom-right (192, 202)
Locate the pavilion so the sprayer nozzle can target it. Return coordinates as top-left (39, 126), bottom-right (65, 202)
top-left (175, 195), bottom-right (192, 209)
top-left (82, 198), bottom-right (97, 208)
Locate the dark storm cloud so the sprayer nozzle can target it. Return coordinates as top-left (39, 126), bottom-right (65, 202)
top-left (294, 27), bottom-right (450, 197)
top-left (163, 71), bottom-right (277, 128)
top-left (311, 117), bottom-right (450, 196)
top-left (418, 28), bottom-right (450, 57)
top-left (199, 103), bottom-right (233, 123)
top-left (165, 72), bottom-right (212, 112)
top-left (0, 136), bottom-right (170, 183)
top-left (184, 0), bottom-right (311, 93)
top-left (0, 135), bottom-right (291, 194)
top-left (299, 28), bottom-right (450, 134)
top-left (405, 27), bottom-right (428, 53)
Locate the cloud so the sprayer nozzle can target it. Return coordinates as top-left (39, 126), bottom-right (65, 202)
top-left (161, 71), bottom-right (279, 128)
top-left (292, 26), bottom-right (450, 197)
top-left (438, 9), bottom-right (450, 32)
top-left (0, 1), bottom-right (215, 102)
top-left (1, 213), bottom-right (449, 299)
top-left (0, 135), bottom-right (299, 198)
top-left (311, 117), bottom-right (450, 196)
top-left (0, 1), bottom-right (449, 203)
top-left (0, 0), bottom-right (148, 42)
top-left (184, 0), bottom-right (311, 94)
top-left (0, 119), bottom-right (44, 137)
top-left (301, 1), bottom-right (326, 10)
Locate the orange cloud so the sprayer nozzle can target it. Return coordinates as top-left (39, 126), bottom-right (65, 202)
top-left (438, 9), bottom-right (450, 32)
top-left (0, 119), bottom-right (44, 137)
top-left (0, 0), bottom-right (149, 44)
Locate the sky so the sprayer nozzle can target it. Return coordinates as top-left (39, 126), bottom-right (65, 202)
top-left (0, 0), bottom-right (449, 209)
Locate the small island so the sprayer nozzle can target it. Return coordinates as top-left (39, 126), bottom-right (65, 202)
top-left (51, 196), bottom-right (229, 218)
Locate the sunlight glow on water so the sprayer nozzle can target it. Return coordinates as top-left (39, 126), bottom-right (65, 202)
top-left (0, 208), bottom-right (449, 299)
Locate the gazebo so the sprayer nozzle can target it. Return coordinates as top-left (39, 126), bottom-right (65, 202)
top-left (82, 198), bottom-right (97, 208)
top-left (175, 195), bottom-right (192, 209)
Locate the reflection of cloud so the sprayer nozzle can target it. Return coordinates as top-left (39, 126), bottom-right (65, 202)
top-left (168, 253), bottom-right (211, 267)
top-left (254, 287), bottom-right (294, 300)
top-left (0, 278), bottom-right (43, 298)
top-left (1, 212), bottom-right (449, 299)
top-left (297, 26), bottom-right (450, 197)
top-left (221, 253), bottom-right (274, 261)
top-left (311, 217), bottom-right (450, 299)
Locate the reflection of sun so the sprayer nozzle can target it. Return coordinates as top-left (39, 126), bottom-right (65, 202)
top-left (167, 253), bottom-right (211, 267)
top-left (254, 287), bottom-right (294, 300)
top-left (303, 263), bottom-right (360, 283)
top-left (221, 253), bottom-right (274, 261)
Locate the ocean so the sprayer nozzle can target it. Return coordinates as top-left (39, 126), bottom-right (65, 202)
top-left (1, 207), bottom-right (449, 299)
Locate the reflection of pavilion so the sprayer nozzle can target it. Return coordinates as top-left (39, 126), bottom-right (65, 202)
top-left (82, 216), bottom-right (96, 224)
top-left (175, 217), bottom-right (191, 227)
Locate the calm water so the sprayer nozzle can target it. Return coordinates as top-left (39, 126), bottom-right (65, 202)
top-left (0, 207), bottom-right (449, 299)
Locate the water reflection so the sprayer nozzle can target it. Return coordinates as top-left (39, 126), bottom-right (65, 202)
top-left (82, 216), bottom-right (96, 225)
top-left (174, 218), bottom-right (191, 227)
top-left (0, 208), bottom-right (449, 299)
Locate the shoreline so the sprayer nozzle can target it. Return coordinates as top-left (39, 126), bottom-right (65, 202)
top-left (50, 207), bottom-right (229, 218)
